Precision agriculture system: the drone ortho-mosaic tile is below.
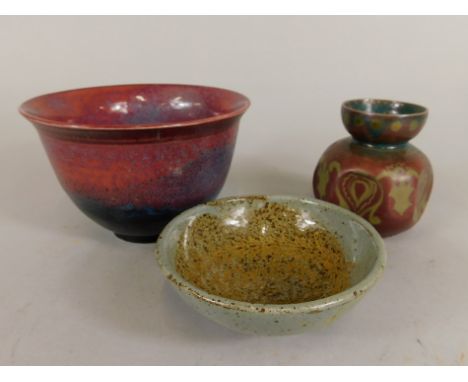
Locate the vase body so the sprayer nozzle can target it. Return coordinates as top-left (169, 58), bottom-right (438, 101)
top-left (313, 99), bottom-right (433, 237)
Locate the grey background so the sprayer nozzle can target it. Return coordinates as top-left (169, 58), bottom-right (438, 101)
top-left (1, 16), bottom-right (467, 365)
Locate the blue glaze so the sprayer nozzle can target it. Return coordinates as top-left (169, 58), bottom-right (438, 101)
top-left (68, 194), bottom-right (185, 241)
top-left (65, 144), bottom-right (235, 242)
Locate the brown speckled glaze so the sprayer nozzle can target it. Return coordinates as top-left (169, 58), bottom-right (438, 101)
top-left (156, 195), bottom-right (386, 336)
top-left (176, 202), bottom-right (350, 304)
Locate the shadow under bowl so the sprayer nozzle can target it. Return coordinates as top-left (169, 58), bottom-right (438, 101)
top-left (156, 195), bottom-right (386, 335)
top-left (19, 84), bottom-right (250, 242)
top-left (342, 98), bottom-right (428, 144)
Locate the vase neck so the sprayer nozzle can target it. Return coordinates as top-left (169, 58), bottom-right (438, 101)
top-left (351, 138), bottom-right (409, 150)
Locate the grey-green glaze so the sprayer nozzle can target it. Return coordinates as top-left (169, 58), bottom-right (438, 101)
top-left (155, 195), bottom-right (386, 336)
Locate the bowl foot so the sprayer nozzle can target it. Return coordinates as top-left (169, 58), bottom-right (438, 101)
top-left (114, 233), bottom-right (158, 243)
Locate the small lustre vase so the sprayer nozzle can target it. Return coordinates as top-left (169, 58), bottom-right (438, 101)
top-left (313, 99), bottom-right (433, 237)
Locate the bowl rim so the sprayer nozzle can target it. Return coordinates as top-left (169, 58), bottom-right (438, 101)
top-left (155, 195), bottom-right (386, 315)
top-left (342, 98), bottom-right (428, 119)
top-left (19, 83), bottom-right (251, 131)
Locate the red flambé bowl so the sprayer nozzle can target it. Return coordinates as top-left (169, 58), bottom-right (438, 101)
top-left (20, 84), bottom-right (250, 243)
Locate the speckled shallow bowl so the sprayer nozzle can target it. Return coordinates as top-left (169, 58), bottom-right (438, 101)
top-left (155, 195), bottom-right (386, 336)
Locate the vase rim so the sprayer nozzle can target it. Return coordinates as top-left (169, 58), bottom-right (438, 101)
top-left (342, 98), bottom-right (428, 119)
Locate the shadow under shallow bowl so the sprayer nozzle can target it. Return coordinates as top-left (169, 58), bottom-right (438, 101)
top-left (156, 195), bottom-right (386, 336)
top-left (19, 84), bottom-right (250, 243)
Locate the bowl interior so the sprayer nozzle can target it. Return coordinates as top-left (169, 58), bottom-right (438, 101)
top-left (20, 84), bottom-right (250, 128)
top-left (157, 196), bottom-right (385, 306)
top-left (344, 99), bottom-right (427, 117)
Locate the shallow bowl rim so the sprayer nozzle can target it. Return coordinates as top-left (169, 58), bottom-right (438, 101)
top-left (155, 195), bottom-right (386, 315)
top-left (19, 83), bottom-right (250, 132)
top-left (342, 98), bottom-right (428, 119)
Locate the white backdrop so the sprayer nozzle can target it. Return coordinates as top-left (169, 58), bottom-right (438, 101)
top-left (1, 16), bottom-right (467, 365)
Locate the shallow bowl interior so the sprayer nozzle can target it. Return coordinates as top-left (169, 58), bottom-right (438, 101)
top-left (19, 84), bottom-right (250, 128)
top-left (157, 195), bottom-right (386, 312)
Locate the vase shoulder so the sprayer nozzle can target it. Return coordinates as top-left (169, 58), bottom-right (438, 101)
top-left (313, 137), bottom-right (433, 237)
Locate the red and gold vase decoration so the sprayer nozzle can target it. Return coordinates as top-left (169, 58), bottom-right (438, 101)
top-left (313, 99), bottom-right (433, 237)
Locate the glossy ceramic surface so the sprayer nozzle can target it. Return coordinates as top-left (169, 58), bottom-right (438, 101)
top-left (156, 195), bottom-right (386, 336)
top-left (313, 138), bottom-right (433, 237)
top-left (342, 99), bottom-right (428, 144)
top-left (314, 98), bottom-right (433, 237)
top-left (20, 84), bottom-right (250, 242)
